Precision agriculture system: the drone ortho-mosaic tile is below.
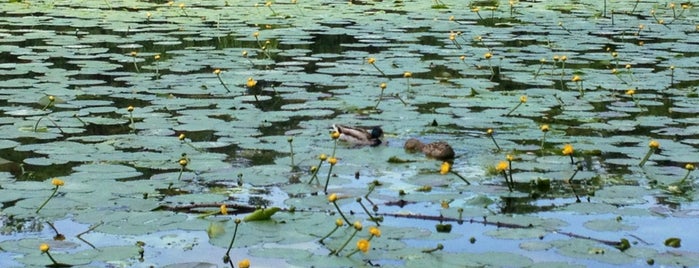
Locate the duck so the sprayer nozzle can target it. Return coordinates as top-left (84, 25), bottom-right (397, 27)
top-left (404, 138), bottom-right (455, 161)
top-left (332, 124), bottom-right (383, 146)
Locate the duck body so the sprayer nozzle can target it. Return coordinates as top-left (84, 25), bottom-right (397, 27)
top-left (332, 124), bottom-right (383, 146)
top-left (404, 138), bottom-right (455, 161)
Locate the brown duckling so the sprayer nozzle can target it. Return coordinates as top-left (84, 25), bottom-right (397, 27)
top-left (404, 138), bottom-right (455, 161)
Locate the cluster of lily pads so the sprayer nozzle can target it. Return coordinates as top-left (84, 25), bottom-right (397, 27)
top-left (1, 0), bottom-right (699, 267)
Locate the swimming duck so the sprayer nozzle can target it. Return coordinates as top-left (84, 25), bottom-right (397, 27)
top-left (332, 124), bottom-right (383, 146)
top-left (404, 138), bottom-right (455, 161)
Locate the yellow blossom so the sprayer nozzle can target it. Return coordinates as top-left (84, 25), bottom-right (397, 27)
top-left (686, 163), bottom-right (695, 171)
top-left (127, 106), bottom-right (134, 112)
top-left (449, 33), bottom-right (456, 40)
top-left (379, 82), bottom-right (387, 90)
top-left (553, 55), bottom-right (559, 61)
top-left (460, 55), bottom-right (466, 61)
top-left (253, 32), bottom-right (259, 38)
top-left (319, 153), bottom-right (328, 161)
top-left (496, 161), bottom-right (508, 172)
top-left (48, 95), bottom-right (55, 102)
top-left (353, 221), bottom-right (363, 230)
top-left (220, 204), bottom-right (228, 215)
top-left (484, 52), bottom-right (492, 59)
top-left (51, 178), bottom-right (64, 187)
top-left (246, 77), bottom-right (257, 88)
top-left (369, 226), bottom-right (381, 237)
top-left (486, 128), bottom-right (494, 135)
top-left (440, 162), bottom-right (451, 175)
top-left (39, 243), bottom-right (49, 253)
top-left (367, 57), bottom-right (376, 64)
top-left (238, 259), bottom-right (250, 268)
top-left (328, 193), bottom-right (338, 202)
top-left (572, 75), bottom-right (581, 82)
top-left (242, 50), bottom-right (248, 57)
top-left (540, 124), bottom-right (549, 132)
top-left (330, 131), bottom-right (340, 140)
top-left (356, 239), bottom-right (370, 253)
top-left (625, 89), bottom-right (635, 95)
top-left (328, 157), bottom-right (338, 165)
top-left (130, 51), bottom-right (137, 57)
top-left (179, 3), bottom-right (184, 9)
top-left (519, 95), bottom-right (527, 103)
top-left (213, 69), bottom-right (221, 75)
top-left (625, 64), bottom-right (631, 69)
top-left (649, 140), bottom-right (660, 149)
top-left (403, 72), bottom-right (412, 78)
top-left (154, 54), bottom-right (160, 60)
top-left (562, 144), bottom-right (574, 155)
top-left (335, 218), bottom-right (344, 226)
top-left (506, 154), bottom-right (514, 161)
top-left (611, 52), bottom-right (618, 58)
top-left (471, 7), bottom-right (480, 12)
top-left (611, 68), bottom-right (618, 74)
top-left (179, 159), bottom-right (188, 167)
top-left (178, 133), bottom-right (186, 140)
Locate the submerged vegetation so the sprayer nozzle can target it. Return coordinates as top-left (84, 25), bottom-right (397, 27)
top-left (0, 0), bottom-right (699, 267)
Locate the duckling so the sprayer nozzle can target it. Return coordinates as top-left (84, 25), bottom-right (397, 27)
top-left (332, 124), bottom-right (383, 146)
top-left (404, 138), bottom-right (455, 161)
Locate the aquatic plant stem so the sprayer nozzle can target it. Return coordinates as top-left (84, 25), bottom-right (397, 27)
top-left (34, 116), bottom-right (65, 133)
top-left (357, 198), bottom-right (380, 226)
top-left (450, 171), bottom-right (471, 185)
top-left (128, 110), bottom-right (135, 132)
top-left (373, 88), bottom-right (385, 110)
top-left (679, 168), bottom-right (694, 185)
top-left (502, 170), bottom-right (513, 192)
top-left (216, 73), bottom-right (232, 93)
top-left (370, 63), bottom-right (387, 77)
top-left (331, 200), bottom-right (351, 226)
top-left (332, 228), bottom-right (359, 256)
top-left (36, 186), bottom-right (59, 213)
top-left (488, 135), bottom-right (501, 151)
top-left (567, 164), bottom-right (582, 202)
top-left (540, 132), bottom-right (547, 154)
top-left (319, 224), bottom-right (340, 244)
top-left (638, 147), bottom-right (656, 167)
top-left (323, 164), bottom-right (335, 194)
top-left (224, 219), bottom-right (241, 263)
top-left (307, 160), bottom-right (325, 184)
top-left (44, 250), bottom-right (60, 265)
top-left (288, 137), bottom-right (295, 168)
top-left (505, 102), bottom-right (523, 116)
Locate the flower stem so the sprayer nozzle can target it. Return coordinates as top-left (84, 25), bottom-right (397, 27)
top-left (44, 251), bottom-right (60, 265)
top-left (357, 198), bottom-right (380, 226)
top-left (502, 171), bottom-right (513, 192)
top-left (307, 160), bottom-right (324, 184)
top-left (489, 135), bottom-right (501, 151)
top-left (36, 186), bottom-right (59, 213)
top-left (505, 102), bottom-right (522, 116)
top-left (373, 88), bottom-right (384, 110)
top-left (540, 132), bottom-right (547, 154)
top-left (370, 63), bottom-right (387, 77)
top-left (323, 165), bottom-right (335, 194)
top-left (638, 147), bottom-right (656, 167)
top-left (332, 201), bottom-right (351, 225)
top-left (319, 225), bottom-right (340, 244)
top-left (679, 169), bottom-right (693, 185)
top-left (449, 170), bottom-right (471, 185)
top-left (224, 220), bottom-right (241, 256)
top-left (177, 165), bottom-right (185, 181)
top-left (216, 74), bottom-right (232, 93)
top-left (332, 229), bottom-right (358, 256)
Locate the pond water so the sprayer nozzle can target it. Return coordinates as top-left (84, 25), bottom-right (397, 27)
top-left (1, 0), bottom-right (699, 267)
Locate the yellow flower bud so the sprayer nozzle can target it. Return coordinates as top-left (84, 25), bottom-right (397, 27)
top-left (572, 75), bottom-right (581, 82)
top-left (540, 124), bottom-right (549, 132)
top-left (178, 133), bottom-right (186, 140)
top-left (506, 154), bottom-right (514, 161)
top-left (328, 193), bottom-right (338, 202)
top-left (154, 54), bottom-right (160, 60)
top-left (486, 128), bottom-right (494, 135)
top-left (356, 239), bottom-right (370, 253)
top-left (496, 161), bottom-right (509, 172)
top-left (238, 259), bottom-right (250, 268)
top-left (562, 144), bottom-right (574, 156)
top-left (625, 89), bottom-right (635, 96)
top-left (48, 95), bottom-right (55, 102)
top-left (127, 106), bottom-right (134, 112)
top-left (246, 77), bottom-right (257, 88)
top-left (686, 163), bottom-right (695, 171)
top-left (440, 162), bottom-right (451, 175)
top-left (367, 57), bottom-right (376, 64)
top-left (368, 226), bottom-right (381, 237)
top-left (403, 72), bottom-right (412, 78)
top-left (484, 52), bottom-right (492, 59)
top-left (220, 204), bottom-right (228, 215)
top-left (519, 95), bottom-right (527, 103)
top-left (39, 243), bottom-right (50, 253)
top-left (379, 82), bottom-right (387, 90)
top-left (179, 159), bottom-right (188, 167)
top-left (51, 178), bottom-right (64, 187)
top-left (330, 131), bottom-right (340, 140)
top-left (213, 69), bottom-right (221, 75)
top-left (319, 154), bottom-right (328, 161)
top-left (353, 221), bottom-right (363, 230)
top-left (335, 218), bottom-right (344, 226)
top-left (649, 140), bottom-right (660, 149)
top-left (328, 157), bottom-right (338, 165)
